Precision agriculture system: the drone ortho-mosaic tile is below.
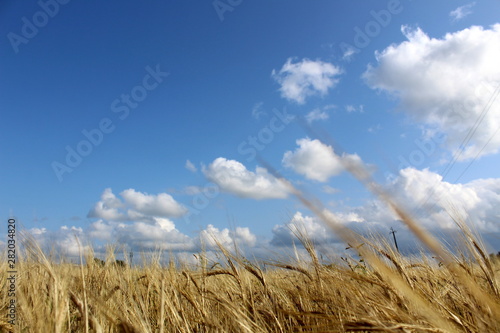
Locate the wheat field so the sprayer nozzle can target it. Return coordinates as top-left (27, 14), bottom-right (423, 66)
top-left (1, 226), bottom-right (499, 333)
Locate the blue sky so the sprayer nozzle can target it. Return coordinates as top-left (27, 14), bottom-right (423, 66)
top-left (2, 0), bottom-right (500, 261)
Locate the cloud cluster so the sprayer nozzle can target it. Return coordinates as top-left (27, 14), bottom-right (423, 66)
top-left (80, 188), bottom-right (195, 252)
top-left (26, 165), bottom-right (500, 258)
top-left (112, 220), bottom-right (194, 251)
top-left (282, 138), bottom-right (362, 182)
top-left (386, 168), bottom-right (500, 232)
top-left (271, 212), bottom-right (337, 246)
top-left (268, 165), bottom-right (500, 250)
top-left (203, 157), bottom-right (290, 199)
top-left (272, 58), bottom-right (342, 104)
top-left (121, 189), bottom-right (187, 218)
top-left (199, 224), bottom-right (257, 249)
top-left (270, 210), bottom-right (370, 255)
top-left (25, 226), bottom-right (91, 257)
top-left (86, 219), bottom-right (258, 253)
top-left (88, 188), bottom-right (187, 221)
top-left (364, 24), bottom-right (500, 160)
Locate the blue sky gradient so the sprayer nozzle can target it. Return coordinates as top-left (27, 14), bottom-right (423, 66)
top-left (2, 0), bottom-right (500, 260)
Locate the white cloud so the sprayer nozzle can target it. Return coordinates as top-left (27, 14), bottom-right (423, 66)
top-left (345, 104), bottom-right (364, 113)
top-left (199, 224), bottom-right (257, 249)
top-left (385, 168), bottom-right (500, 231)
top-left (268, 167), bottom-right (500, 251)
top-left (87, 188), bottom-right (126, 221)
top-left (327, 167), bottom-right (500, 234)
top-left (88, 219), bottom-right (115, 241)
top-left (185, 160), bottom-right (197, 173)
top-left (272, 166), bottom-right (500, 251)
top-left (234, 227), bottom-right (257, 247)
top-left (450, 2), bottom-right (475, 21)
top-left (88, 218), bottom-right (256, 253)
top-left (272, 58), bottom-right (342, 104)
top-left (282, 138), bottom-right (362, 182)
top-left (27, 225), bottom-right (91, 257)
top-left (87, 218), bottom-right (195, 251)
top-left (116, 221), bottom-right (193, 251)
top-left (342, 45), bottom-right (358, 60)
top-left (84, 185), bottom-right (260, 255)
top-left (305, 108), bottom-right (329, 123)
top-left (203, 157), bottom-right (290, 199)
top-left (363, 24), bottom-right (500, 160)
top-left (200, 224), bottom-right (232, 248)
top-left (88, 188), bottom-right (187, 221)
top-left (121, 189), bottom-right (187, 218)
top-left (271, 212), bottom-right (341, 246)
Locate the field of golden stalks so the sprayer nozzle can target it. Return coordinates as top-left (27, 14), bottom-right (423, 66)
top-left (1, 226), bottom-right (499, 332)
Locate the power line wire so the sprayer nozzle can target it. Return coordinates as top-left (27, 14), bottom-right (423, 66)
top-left (413, 82), bottom-right (500, 217)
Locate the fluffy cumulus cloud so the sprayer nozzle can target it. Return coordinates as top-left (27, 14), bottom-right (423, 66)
top-left (86, 218), bottom-right (258, 253)
top-left (364, 24), bottom-right (500, 160)
top-left (87, 209), bottom-right (193, 253)
top-left (88, 188), bottom-right (187, 221)
top-left (271, 211), bottom-right (365, 247)
top-left (87, 188), bottom-right (126, 221)
top-left (121, 189), bottom-right (187, 218)
top-left (53, 185), bottom-right (261, 256)
top-left (324, 167), bottom-right (500, 239)
top-left (271, 212), bottom-right (331, 246)
top-left (282, 138), bottom-right (362, 182)
top-left (273, 163), bottom-right (500, 248)
top-left (199, 224), bottom-right (257, 249)
top-left (385, 168), bottom-right (500, 232)
top-left (203, 157), bottom-right (290, 199)
top-left (111, 220), bottom-right (193, 251)
top-left (82, 188), bottom-right (196, 252)
top-left (270, 167), bottom-right (500, 251)
top-left (27, 225), bottom-right (91, 257)
top-left (272, 58), bottom-right (342, 104)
